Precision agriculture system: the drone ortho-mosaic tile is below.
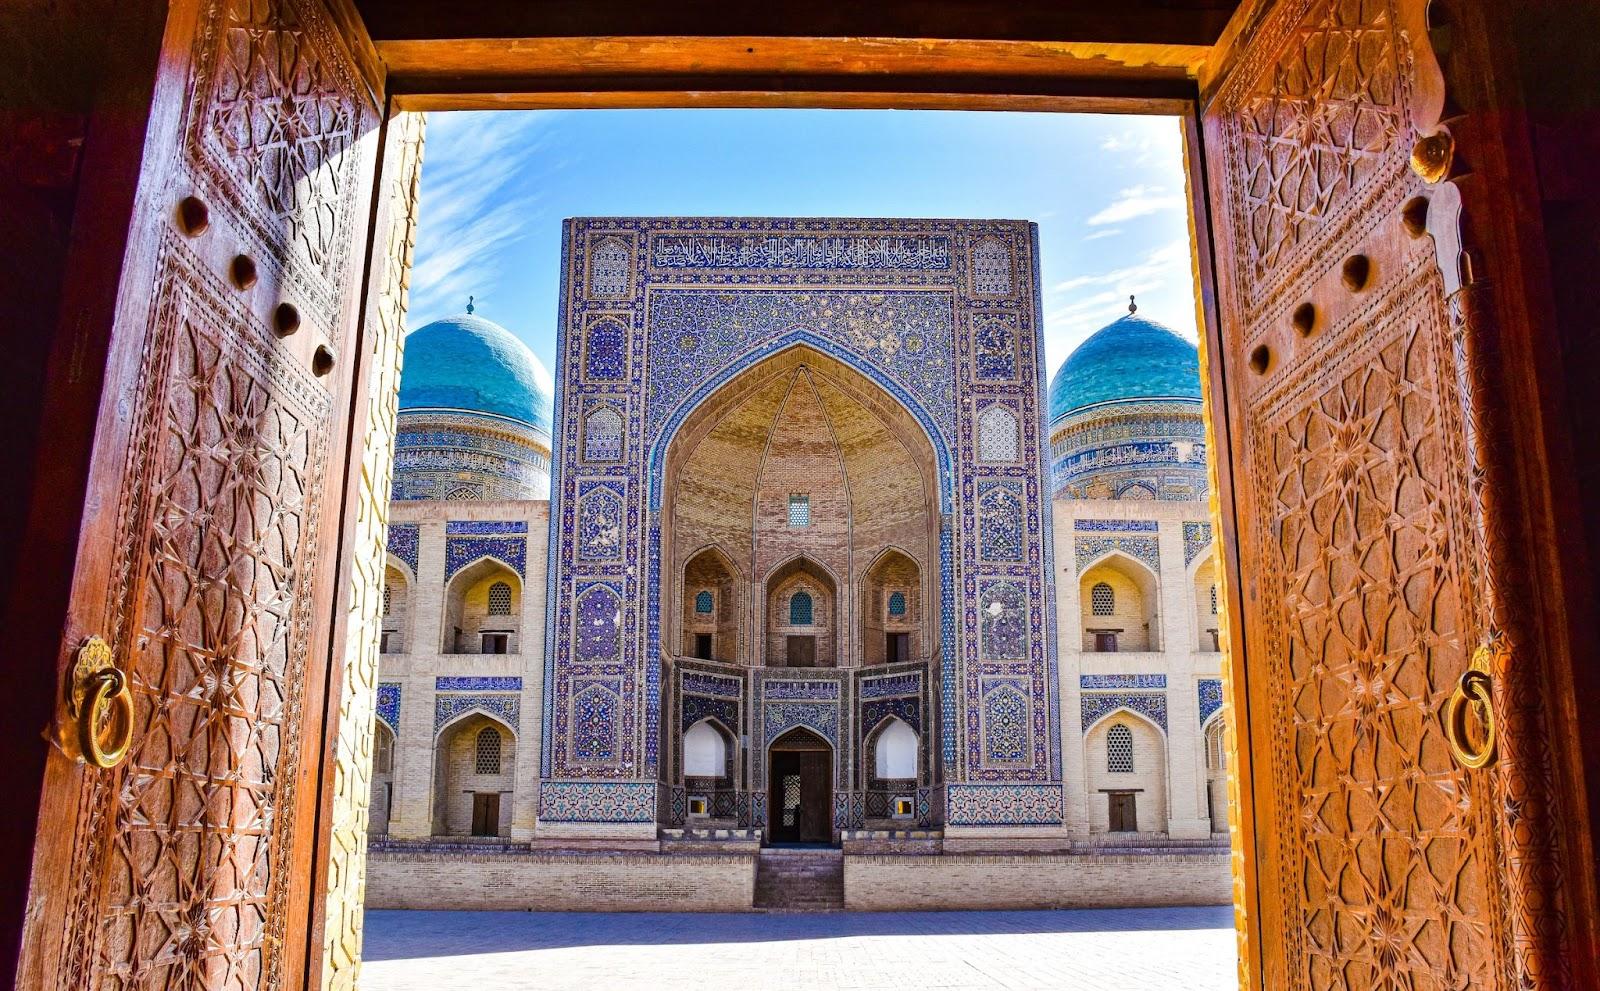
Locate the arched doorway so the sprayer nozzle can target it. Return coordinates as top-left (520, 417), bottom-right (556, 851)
top-left (767, 727), bottom-right (833, 844)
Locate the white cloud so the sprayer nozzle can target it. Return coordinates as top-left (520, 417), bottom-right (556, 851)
top-left (1082, 228), bottom-right (1121, 241)
top-left (1086, 185), bottom-right (1185, 226)
top-left (1041, 238), bottom-right (1195, 367)
top-left (406, 112), bottom-right (567, 328)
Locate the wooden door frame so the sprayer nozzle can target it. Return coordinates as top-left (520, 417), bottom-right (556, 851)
top-left (6, 5), bottom-right (1597, 989)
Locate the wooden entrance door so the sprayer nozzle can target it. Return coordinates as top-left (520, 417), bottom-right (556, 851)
top-left (471, 793), bottom-right (502, 837)
top-left (1201, 0), bottom-right (1574, 985)
top-left (768, 728), bottom-right (833, 844)
top-left (786, 635), bottom-right (816, 668)
top-left (1108, 793), bottom-right (1137, 833)
top-left (13, 1), bottom-right (389, 987)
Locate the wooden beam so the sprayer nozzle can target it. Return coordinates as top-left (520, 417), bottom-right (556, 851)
top-left (355, 2), bottom-right (1238, 47)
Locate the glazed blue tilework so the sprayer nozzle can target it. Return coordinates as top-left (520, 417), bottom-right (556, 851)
top-left (650, 232), bottom-right (953, 270)
top-left (981, 683), bottom-right (1030, 763)
top-left (574, 582), bottom-right (622, 661)
top-left (376, 682), bottom-right (401, 730)
top-left (385, 523), bottom-right (419, 573)
top-left (538, 781), bottom-right (656, 823)
top-left (1183, 521), bottom-right (1214, 566)
top-left (1049, 400), bottom-right (1208, 501)
top-left (576, 481), bottom-right (624, 561)
top-left (977, 481), bottom-right (1025, 562)
top-left (583, 317), bottom-right (628, 380)
top-left (446, 521), bottom-right (529, 535)
top-left (1198, 678), bottom-right (1224, 724)
top-left (764, 702), bottom-right (839, 747)
top-left (682, 672), bottom-right (742, 698)
top-left (1081, 692), bottom-right (1168, 732)
top-left (437, 676), bottom-right (522, 691)
top-left (572, 683), bottom-right (621, 761)
top-left (1074, 519), bottom-right (1159, 532)
top-left (978, 580), bottom-right (1028, 660)
top-left (682, 694), bottom-right (739, 733)
top-left (1080, 674), bottom-right (1167, 690)
top-left (860, 672), bottom-right (920, 700)
top-left (862, 696), bottom-right (921, 735)
top-left (444, 535), bottom-right (526, 579)
top-left (764, 680), bottom-right (839, 701)
top-left (542, 219), bottom-right (1058, 820)
top-left (945, 784), bottom-right (1064, 826)
top-left (434, 692), bottom-right (520, 733)
top-left (1074, 535), bottom-right (1159, 574)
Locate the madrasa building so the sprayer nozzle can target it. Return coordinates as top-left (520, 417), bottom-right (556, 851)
top-left (366, 218), bottom-right (1230, 911)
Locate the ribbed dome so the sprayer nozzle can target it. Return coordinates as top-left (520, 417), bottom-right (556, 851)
top-left (1049, 311), bottom-right (1201, 422)
top-left (400, 313), bottom-right (553, 432)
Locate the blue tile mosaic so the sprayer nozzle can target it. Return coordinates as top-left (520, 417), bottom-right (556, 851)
top-left (1080, 674), bottom-right (1167, 690)
top-left (436, 677), bottom-right (522, 691)
top-left (1074, 535), bottom-right (1160, 574)
top-left (1199, 678), bottom-right (1224, 725)
top-left (945, 784), bottom-right (1063, 826)
top-left (444, 534), bottom-right (526, 579)
top-left (860, 672), bottom-right (920, 700)
top-left (1074, 519), bottom-right (1160, 532)
top-left (1183, 521), bottom-right (1214, 566)
top-left (434, 692), bottom-right (520, 733)
top-left (538, 781), bottom-right (656, 823)
top-left (376, 682), bottom-right (401, 729)
top-left (385, 523), bottom-right (419, 573)
top-left (682, 672), bottom-right (742, 699)
top-left (446, 520), bottom-right (529, 535)
top-left (1080, 692), bottom-right (1168, 733)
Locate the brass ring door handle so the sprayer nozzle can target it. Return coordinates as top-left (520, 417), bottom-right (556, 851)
top-left (67, 635), bottom-right (135, 769)
top-left (1445, 667), bottom-right (1497, 770)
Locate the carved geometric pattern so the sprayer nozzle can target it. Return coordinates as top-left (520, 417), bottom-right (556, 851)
top-left (67, 235), bottom-right (335, 990)
top-left (1224, 0), bottom-right (1407, 317)
top-left (186, 0), bottom-right (372, 330)
top-left (977, 481), bottom-right (1025, 562)
top-left (1252, 277), bottom-right (1496, 988)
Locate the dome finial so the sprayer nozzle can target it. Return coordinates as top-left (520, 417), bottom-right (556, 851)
top-left (1128, 294), bottom-right (1137, 315)
top-left (466, 295), bottom-right (475, 315)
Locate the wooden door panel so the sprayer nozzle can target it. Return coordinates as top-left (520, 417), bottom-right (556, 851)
top-left (1201, 0), bottom-right (1529, 987)
top-left (23, 1), bottom-right (382, 988)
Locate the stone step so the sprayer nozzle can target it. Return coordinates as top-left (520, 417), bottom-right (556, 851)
top-left (754, 848), bottom-right (844, 911)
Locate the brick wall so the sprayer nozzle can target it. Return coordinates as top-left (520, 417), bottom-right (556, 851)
top-left (366, 850), bottom-right (755, 911)
top-left (843, 852), bottom-right (1231, 911)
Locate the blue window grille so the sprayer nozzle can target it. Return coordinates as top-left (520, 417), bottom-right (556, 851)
top-left (790, 591), bottom-right (814, 625)
top-left (887, 591), bottom-right (907, 617)
top-left (694, 590), bottom-right (714, 614)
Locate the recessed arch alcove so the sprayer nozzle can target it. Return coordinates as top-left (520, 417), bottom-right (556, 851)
top-left (658, 345), bottom-right (943, 671)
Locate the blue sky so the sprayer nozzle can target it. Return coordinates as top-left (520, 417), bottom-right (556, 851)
top-left (409, 109), bottom-right (1198, 378)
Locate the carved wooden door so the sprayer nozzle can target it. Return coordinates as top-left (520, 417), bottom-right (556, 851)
top-left (18, 1), bottom-right (383, 988)
top-left (1202, 0), bottom-right (1569, 987)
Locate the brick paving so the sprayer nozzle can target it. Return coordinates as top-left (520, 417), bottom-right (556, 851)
top-left (361, 906), bottom-right (1237, 991)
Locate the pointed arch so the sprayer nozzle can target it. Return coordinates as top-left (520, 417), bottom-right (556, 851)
top-left (1079, 550), bottom-right (1161, 653)
top-left (442, 557), bottom-right (523, 655)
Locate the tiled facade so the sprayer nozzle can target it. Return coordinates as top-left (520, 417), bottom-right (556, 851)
top-left (369, 217), bottom-right (1229, 909)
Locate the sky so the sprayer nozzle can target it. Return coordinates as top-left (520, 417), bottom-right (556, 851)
top-left (408, 109), bottom-right (1199, 378)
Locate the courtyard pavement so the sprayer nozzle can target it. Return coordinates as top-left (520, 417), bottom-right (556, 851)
top-left (361, 906), bottom-right (1237, 991)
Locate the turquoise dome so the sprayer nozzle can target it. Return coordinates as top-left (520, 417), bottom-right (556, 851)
top-left (1049, 311), bottom-right (1201, 422)
top-left (400, 313), bottom-right (553, 432)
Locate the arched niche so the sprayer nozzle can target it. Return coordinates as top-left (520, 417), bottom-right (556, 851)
top-left (1084, 709), bottom-right (1167, 833)
top-left (1203, 713), bottom-right (1228, 833)
top-left (369, 721), bottom-right (396, 836)
top-left (860, 548), bottom-right (922, 666)
top-left (767, 725), bottom-right (833, 844)
top-left (765, 556), bottom-right (838, 668)
top-left (1080, 551), bottom-right (1161, 652)
top-left (381, 559), bottom-right (412, 655)
top-left (867, 717), bottom-right (919, 782)
top-left (443, 557), bottom-right (522, 655)
top-left (1191, 551), bottom-right (1222, 652)
top-left (657, 344), bottom-right (942, 674)
top-left (431, 712), bottom-right (516, 837)
top-left (680, 545), bottom-right (739, 662)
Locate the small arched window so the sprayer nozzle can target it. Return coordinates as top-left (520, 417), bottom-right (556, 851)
top-left (487, 581), bottom-right (513, 616)
top-left (382, 584), bottom-right (392, 616)
top-left (1210, 585), bottom-right (1218, 614)
top-left (887, 591), bottom-right (907, 617)
top-left (474, 726), bottom-right (503, 775)
top-left (789, 590), bottom-right (814, 626)
top-left (1091, 582), bottom-right (1115, 616)
top-left (1107, 723), bottom-right (1134, 773)
top-left (694, 590), bottom-right (714, 614)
